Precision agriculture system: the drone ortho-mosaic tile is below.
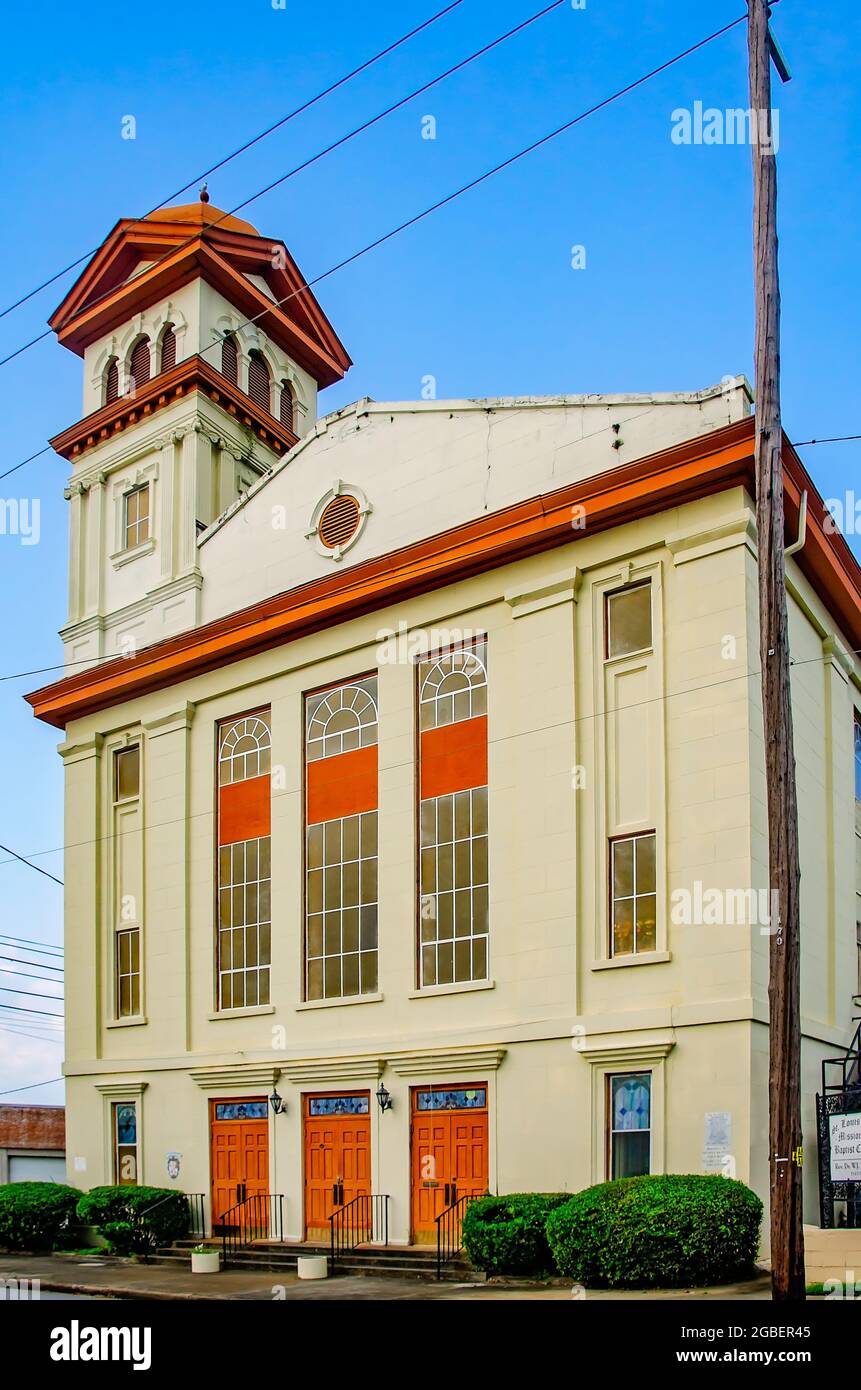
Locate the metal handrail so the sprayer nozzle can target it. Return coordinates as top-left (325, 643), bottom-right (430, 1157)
top-left (435, 1193), bottom-right (477, 1280)
top-left (328, 1193), bottom-right (389, 1274)
top-left (129, 1190), bottom-right (205, 1260)
top-left (220, 1193), bottom-right (284, 1265)
top-left (822, 1016), bottom-right (861, 1094)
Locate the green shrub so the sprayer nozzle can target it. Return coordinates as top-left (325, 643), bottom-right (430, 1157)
top-left (462, 1193), bottom-right (572, 1275)
top-left (546, 1174), bottom-right (763, 1289)
top-left (76, 1187), bottom-right (189, 1254)
top-left (0, 1182), bottom-right (80, 1251)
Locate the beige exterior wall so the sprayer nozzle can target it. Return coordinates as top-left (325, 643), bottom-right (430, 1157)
top-left (57, 475), bottom-right (861, 1240)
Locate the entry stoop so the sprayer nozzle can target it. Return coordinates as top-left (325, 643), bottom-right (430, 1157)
top-left (152, 1238), bottom-right (478, 1282)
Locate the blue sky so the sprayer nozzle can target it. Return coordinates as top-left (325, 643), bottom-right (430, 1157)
top-left (0, 0), bottom-right (858, 1102)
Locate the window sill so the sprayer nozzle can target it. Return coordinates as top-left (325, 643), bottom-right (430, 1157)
top-left (409, 978), bottom-right (495, 1000)
top-left (592, 951), bottom-right (671, 972)
top-left (105, 1015), bottom-right (148, 1028)
top-left (295, 992), bottom-right (384, 1012)
top-left (208, 1004), bottom-right (275, 1021)
top-left (111, 538), bottom-right (155, 569)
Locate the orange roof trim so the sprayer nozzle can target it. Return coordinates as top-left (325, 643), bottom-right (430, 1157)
top-left (27, 418), bottom-right (861, 730)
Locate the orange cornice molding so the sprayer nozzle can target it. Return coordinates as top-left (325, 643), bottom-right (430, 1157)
top-left (26, 418), bottom-right (861, 729)
top-left (48, 355), bottom-right (298, 462)
top-left (49, 220), bottom-right (351, 387)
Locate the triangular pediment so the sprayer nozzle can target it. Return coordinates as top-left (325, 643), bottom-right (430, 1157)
top-left (49, 203), bottom-right (351, 387)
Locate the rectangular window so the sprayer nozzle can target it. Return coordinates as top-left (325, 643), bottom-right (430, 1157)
top-left (114, 745), bottom-right (140, 801)
top-left (123, 485), bottom-right (150, 549)
top-left (854, 712), bottom-right (861, 801)
top-left (305, 678), bottom-right (378, 1001)
top-left (217, 710), bottom-right (272, 1010)
top-left (608, 1073), bottom-right (651, 1179)
top-left (112, 1101), bottom-right (138, 1185)
top-left (606, 582), bottom-right (652, 659)
top-left (113, 744), bottom-right (141, 1018)
top-left (611, 832), bottom-right (656, 956)
top-left (417, 639), bottom-right (489, 987)
top-left (116, 927), bottom-right (140, 1017)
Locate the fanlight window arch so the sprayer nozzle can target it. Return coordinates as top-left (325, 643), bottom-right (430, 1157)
top-left (419, 644), bottom-right (487, 730)
top-left (218, 713), bottom-right (271, 785)
top-left (306, 681), bottom-right (378, 762)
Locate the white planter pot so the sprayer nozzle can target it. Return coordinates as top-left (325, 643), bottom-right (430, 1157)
top-left (297, 1255), bottom-right (328, 1280)
top-left (191, 1251), bottom-right (221, 1274)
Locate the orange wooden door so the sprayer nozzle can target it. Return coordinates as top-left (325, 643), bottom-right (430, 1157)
top-left (210, 1099), bottom-right (269, 1228)
top-left (411, 1086), bottom-right (488, 1242)
top-left (304, 1094), bottom-right (371, 1239)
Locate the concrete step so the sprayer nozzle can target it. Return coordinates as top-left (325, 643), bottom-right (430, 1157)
top-left (152, 1242), bottom-right (476, 1282)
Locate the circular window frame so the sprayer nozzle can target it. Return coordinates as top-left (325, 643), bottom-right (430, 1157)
top-left (305, 480), bottom-right (371, 562)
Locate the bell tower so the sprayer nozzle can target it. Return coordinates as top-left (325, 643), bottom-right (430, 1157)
top-left (49, 191), bottom-right (351, 668)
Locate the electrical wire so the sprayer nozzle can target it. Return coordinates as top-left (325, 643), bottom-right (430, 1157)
top-left (0, 0), bottom-right (469, 322)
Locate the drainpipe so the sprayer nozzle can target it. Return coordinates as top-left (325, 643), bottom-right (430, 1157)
top-left (784, 489), bottom-right (808, 557)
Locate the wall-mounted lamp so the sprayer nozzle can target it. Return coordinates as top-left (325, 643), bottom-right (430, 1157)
top-left (269, 1089), bottom-right (287, 1116)
top-left (375, 1082), bottom-right (393, 1114)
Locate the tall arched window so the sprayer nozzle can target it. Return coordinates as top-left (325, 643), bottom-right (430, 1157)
top-left (129, 336), bottom-right (150, 392)
top-left (159, 324), bottom-right (176, 373)
top-left (105, 357), bottom-right (119, 405)
top-left (248, 351), bottom-right (271, 412)
top-left (279, 381), bottom-right (295, 433)
top-left (221, 332), bottom-right (238, 384)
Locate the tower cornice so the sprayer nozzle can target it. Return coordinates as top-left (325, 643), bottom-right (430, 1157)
top-left (49, 353), bottom-right (299, 463)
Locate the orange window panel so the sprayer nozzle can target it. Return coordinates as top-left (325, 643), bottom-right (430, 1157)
top-left (219, 774), bottom-right (271, 846)
top-left (420, 715), bottom-right (488, 799)
top-left (307, 745), bottom-right (378, 826)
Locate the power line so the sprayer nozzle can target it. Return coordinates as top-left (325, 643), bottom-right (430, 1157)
top-left (0, 6), bottom-right (752, 482)
top-left (0, 985), bottom-right (64, 1003)
top-left (0, 1076), bottom-right (64, 1096)
top-left (0, 843), bottom-right (63, 886)
top-left (0, 1002), bottom-right (64, 1019)
top-left (0, 931), bottom-right (63, 954)
top-left (0, 1028), bottom-right (63, 1046)
top-left (793, 434), bottom-right (861, 447)
top-left (0, 0), bottom-right (468, 322)
top-left (0, 0), bottom-right (564, 374)
top-left (0, 953), bottom-right (64, 974)
top-left (0, 963), bottom-right (65, 984)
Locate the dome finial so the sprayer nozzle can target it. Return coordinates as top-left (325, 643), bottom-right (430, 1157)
top-left (199, 183), bottom-right (210, 204)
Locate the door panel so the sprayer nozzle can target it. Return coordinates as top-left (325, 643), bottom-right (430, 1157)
top-left (410, 1087), bottom-right (489, 1242)
top-left (303, 1096), bottom-right (371, 1239)
top-left (209, 1100), bottom-right (269, 1228)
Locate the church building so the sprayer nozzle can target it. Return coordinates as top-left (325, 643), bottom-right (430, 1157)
top-left (27, 195), bottom-right (861, 1249)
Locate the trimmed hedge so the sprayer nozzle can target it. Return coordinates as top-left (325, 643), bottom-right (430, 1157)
top-left (462, 1193), bottom-right (572, 1275)
top-left (0, 1182), bottom-right (80, 1251)
top-left (76, 1186), bottom-right (189, 1254)
top-left (546, 1174), bottom-right (763, 1289)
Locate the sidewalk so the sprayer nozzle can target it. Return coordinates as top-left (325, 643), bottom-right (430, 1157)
top-left (0, 1254), bottom-right (773, 1301)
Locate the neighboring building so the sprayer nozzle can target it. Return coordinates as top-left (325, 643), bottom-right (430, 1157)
top-left (26, 197), bottom-right (861, 1244)
top-left (0, 1105), bottom-right (66, 1183)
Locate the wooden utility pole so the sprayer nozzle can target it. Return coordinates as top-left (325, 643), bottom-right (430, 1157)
top-left (747, 0), bottom-right (805, 1301)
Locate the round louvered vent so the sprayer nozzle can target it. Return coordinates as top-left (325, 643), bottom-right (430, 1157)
top-left (319, 494), bottom-right (361, 549)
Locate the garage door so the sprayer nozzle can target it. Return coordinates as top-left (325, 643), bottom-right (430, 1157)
top-left (8, 1155), bottom-right (67, 1183)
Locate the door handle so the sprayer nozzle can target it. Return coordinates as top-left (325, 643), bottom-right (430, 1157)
top-left (444, 1183), bottom-right (450, 1204)
top-left (451, 1183), bottom-right (458, 1204)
